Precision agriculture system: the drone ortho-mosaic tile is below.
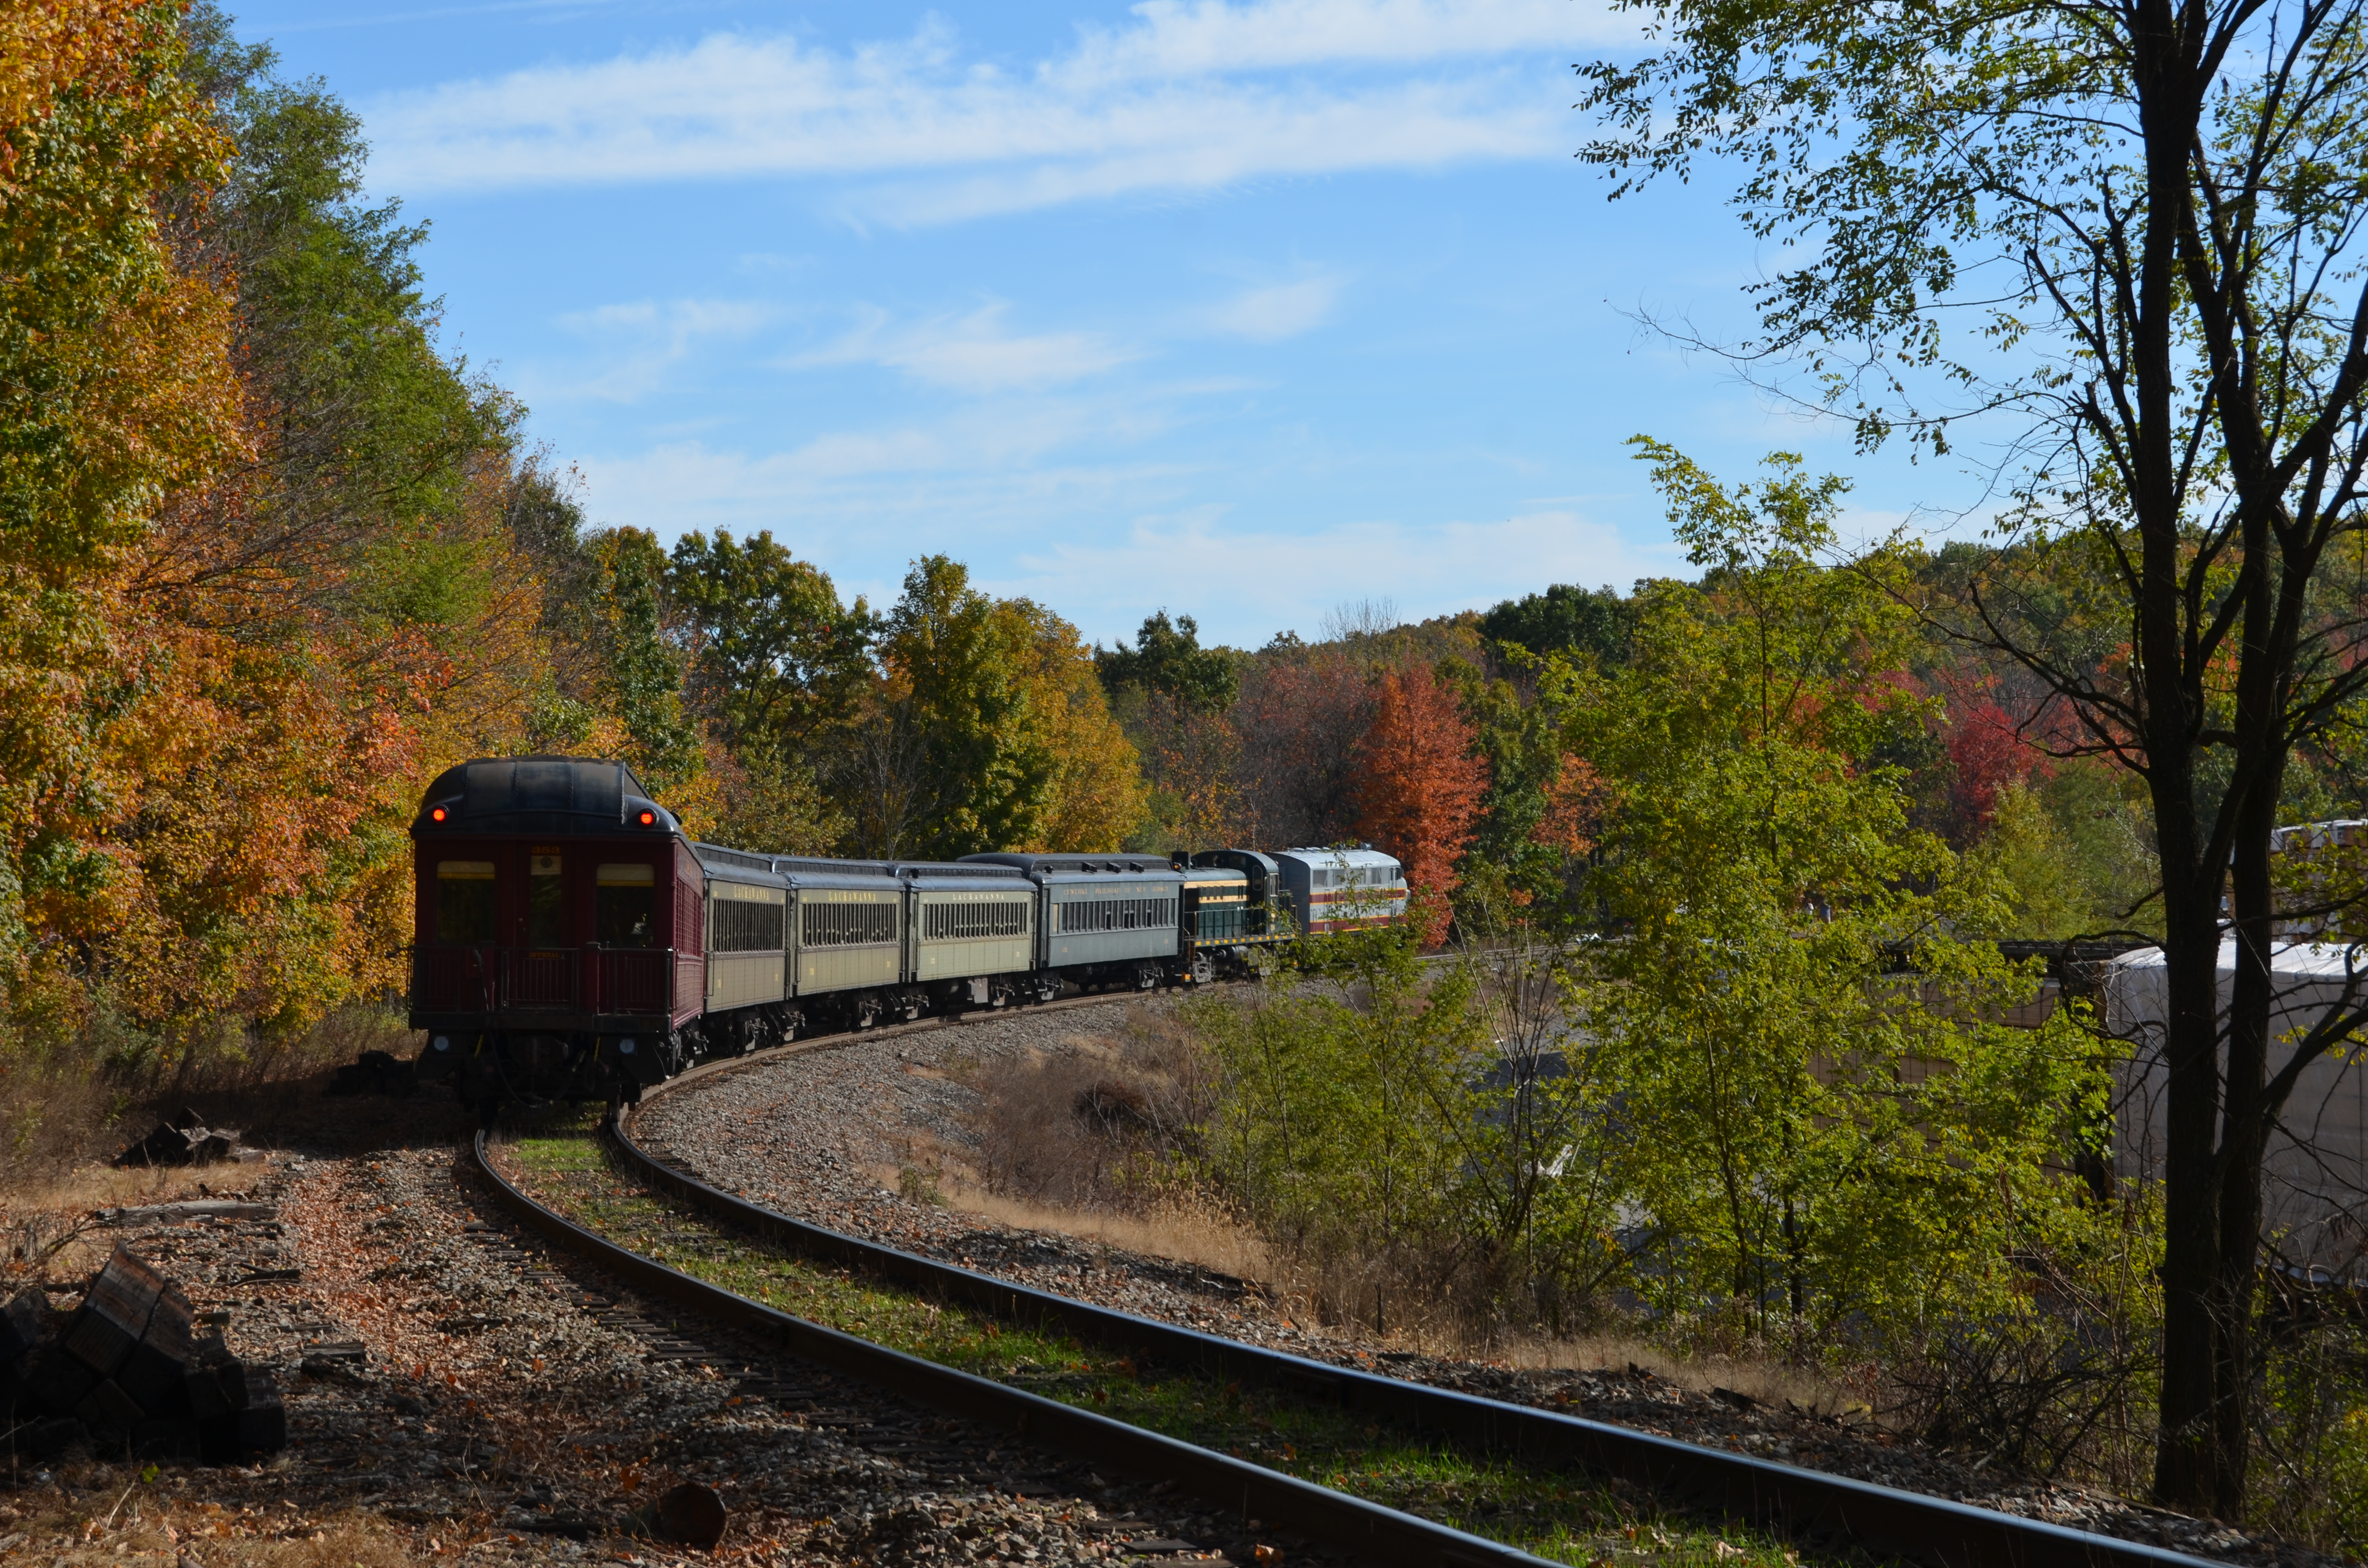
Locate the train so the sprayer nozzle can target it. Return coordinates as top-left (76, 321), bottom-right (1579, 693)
top-left (406, 755), bottom-right (1408, 1105)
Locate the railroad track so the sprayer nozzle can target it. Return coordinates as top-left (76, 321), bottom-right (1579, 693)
top-left (436, 1175), bottom-right (1175, 1556)
top-left (472, 1002), bottom-right (2231, 1568)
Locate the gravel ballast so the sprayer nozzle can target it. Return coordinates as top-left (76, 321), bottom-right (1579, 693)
top-left (7, 1118), bottom-right (1269, 1568)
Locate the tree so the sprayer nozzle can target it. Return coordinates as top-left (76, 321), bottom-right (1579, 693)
top-left (668, 530), bottom-right (873, 754)
top-left (1006, 600), bottom-right (1146, 854)
top-left (1579, 0), bottom-right (2368, 1509)
top-left (667, 530), bottom-right (871, 854)
top-left (1445, 657), bottom-right (1601, 924)
top-left (1353, 662), bottom-right (1488, 945)
top-left (1098, 610), bottom-right (1242, 852)
top-left (1479, 584), bottom-right (1634, 667)
top-left (863, 556), bottom-right (1143, 859)
top-left (2, 1), bottom-right (573, 1090)
top-left (1564, 443), bottom-right (2104, 1346)
top-left (588, 528), bottom-right (704, 807)
top-left (0, 0), bottom-right (242, 1001)
top-left (1096, 610), bottom-right (1240, 710)
top-left (1231, 649), bottom-right (1377, 848)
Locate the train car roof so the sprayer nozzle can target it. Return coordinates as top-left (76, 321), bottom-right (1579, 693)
top-left (691, 841), bottom-right (788, 887)
top-left (960, 853), bottom-right (1182, 879)
top-left (893, 861), bottom-right (1036, 891)
top-left (1272, 846), bottom-right (1404, 872)
top-left (1191, 848), bottom-right (1279, 873)
top-left (772, 855), bottom-right (902, 891)
top-left (412, 756), bottom-right (680, 837)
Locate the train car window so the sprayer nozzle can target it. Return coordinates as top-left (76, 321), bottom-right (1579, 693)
top-left (710, 886), bottom-right (787, 952)
top-left (922, 899), bottom-right (1029, 941)
top-left (436, 861), bottom-right (495, 944)
top-left (527, 853), bottom-right (566, 947)
top-left (802, 900), bottom-right (896, 946)
top-left (596, 863), bottom-right (656, 948)
top-left (1057, 896), bottom-right (1176, 934)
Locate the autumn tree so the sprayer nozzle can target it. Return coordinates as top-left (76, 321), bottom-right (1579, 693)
top-left (2, 0), bottom-right (574, 1107)
top-left (0, 0), bottom-right (241, 1008)
top-left (1230, 643), bottom-right (1377, 848)
top-left (856, 557), bottom-right (1142, 859)
top-left (1353, 662), bottom-right (1488, 945)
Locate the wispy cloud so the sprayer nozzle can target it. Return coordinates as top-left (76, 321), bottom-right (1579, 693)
top-left (794, 303), bottom-right (1144, 392)
top-left (360, 0), bottom-right (1633, 215)
top-left (541, 296), bottom-right (775, 402)
top-left (1055, 0), bottom-right (1630, 84)
top-left (999, 507), bottom-right (1684, 641)
top-left (1204, 274), bottom-right (1343, 340)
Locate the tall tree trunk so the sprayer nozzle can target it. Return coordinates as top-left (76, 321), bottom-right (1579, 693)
top-left (2131, 1), bottom-right (2232, 1508)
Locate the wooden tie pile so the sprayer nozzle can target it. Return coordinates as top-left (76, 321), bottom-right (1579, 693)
top-left (0, 1247), bottom-right (285, 1464)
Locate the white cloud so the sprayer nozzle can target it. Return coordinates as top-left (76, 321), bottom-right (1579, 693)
top-left (1056, 0), bottom-right (1633, 86)
top-left (998, 508), bottom-right (1684, 642)
top-left (361, 0), bottom-right (1633, 214)
top-left (1205, 275), bottom-right (1342, 340)
top-left (537, 296), bottom-right (775, 402)
top-left (795, 303), bottom-right (1143, 392)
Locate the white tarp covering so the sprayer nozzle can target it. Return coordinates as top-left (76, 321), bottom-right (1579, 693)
top-left (2104, 941), bottom-right (2368, 1280)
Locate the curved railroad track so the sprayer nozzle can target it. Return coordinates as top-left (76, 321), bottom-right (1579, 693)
top-left (456, 998), bottom-right (2246, 1568)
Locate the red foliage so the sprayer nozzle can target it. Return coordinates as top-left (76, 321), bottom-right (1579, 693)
top-left (1946, 696), bottom-right (2046, 842)
top-left (1230, 651), bottom-right (1376, 846)
top-left (1352, 662), bottom-right (1488, 945)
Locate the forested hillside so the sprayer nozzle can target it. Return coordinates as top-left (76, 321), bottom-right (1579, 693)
top-left (3, 0), bottom-right (2351, 1150)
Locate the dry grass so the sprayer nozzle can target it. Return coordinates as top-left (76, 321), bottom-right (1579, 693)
top-left (933, 1178), bottom-right (1276, 1286)
top-left (951, 1002), bottom-right (1212, 1214)
top-left (0, 1162), bottom-right (231, 1293)
top-left (0, 1484), bottom-right (427, 1568)
top-left (1493, 1335), bottom-right (1865, 1414)
top-left (0, 1005), bottom-right (420, 1195)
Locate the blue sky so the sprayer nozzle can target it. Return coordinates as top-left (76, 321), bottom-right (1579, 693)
top-left (240, 0), bottom-right (1969, 647)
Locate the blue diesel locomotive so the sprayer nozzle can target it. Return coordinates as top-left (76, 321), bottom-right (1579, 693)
top-left (406, 755), bottom-right (1405, 1104)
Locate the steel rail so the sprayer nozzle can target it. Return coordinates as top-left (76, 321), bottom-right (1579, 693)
top-left (611, 1044), bottom-right (2232, 1568)
top-left (468, 1128), bottom-right (1563, 1568)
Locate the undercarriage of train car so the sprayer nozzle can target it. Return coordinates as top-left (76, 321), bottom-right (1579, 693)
top-left (415, 997), bottom-right (813, 1111)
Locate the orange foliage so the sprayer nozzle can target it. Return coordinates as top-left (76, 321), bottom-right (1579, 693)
top-left (1532, 752), bottom-right (1603, 858)
top-left (1352, 662), bottom-right (1488, 945)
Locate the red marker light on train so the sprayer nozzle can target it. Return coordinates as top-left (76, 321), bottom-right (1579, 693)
top-left (638, 809), bottom-right (656, 826)
top-left (430, 806), bottom-right (447, 822)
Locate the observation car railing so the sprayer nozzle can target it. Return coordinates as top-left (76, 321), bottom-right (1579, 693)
top-left (411, 944), bottom-right (693, 1020)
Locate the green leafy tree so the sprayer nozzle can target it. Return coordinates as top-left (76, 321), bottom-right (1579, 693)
top-left (866, 556), bottom-right (1055, 858)
top-left (1190, 927), bottom-right (1491, 1309)
top-left (668, 530), bottom-right (874, 752)
top-left (1478, 584), bottom-right (1633, 668)
top-left (667, 529), bottom-right (872, 853)
top-left (590, 527), bottom-right (702, 801)
top-left (1579, 0), bottom-right (2368, 1508)
top-left (1564, 444), bottom-right (2107, 1343)
top-left (1097, 611), bottom-right (1241, 710)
